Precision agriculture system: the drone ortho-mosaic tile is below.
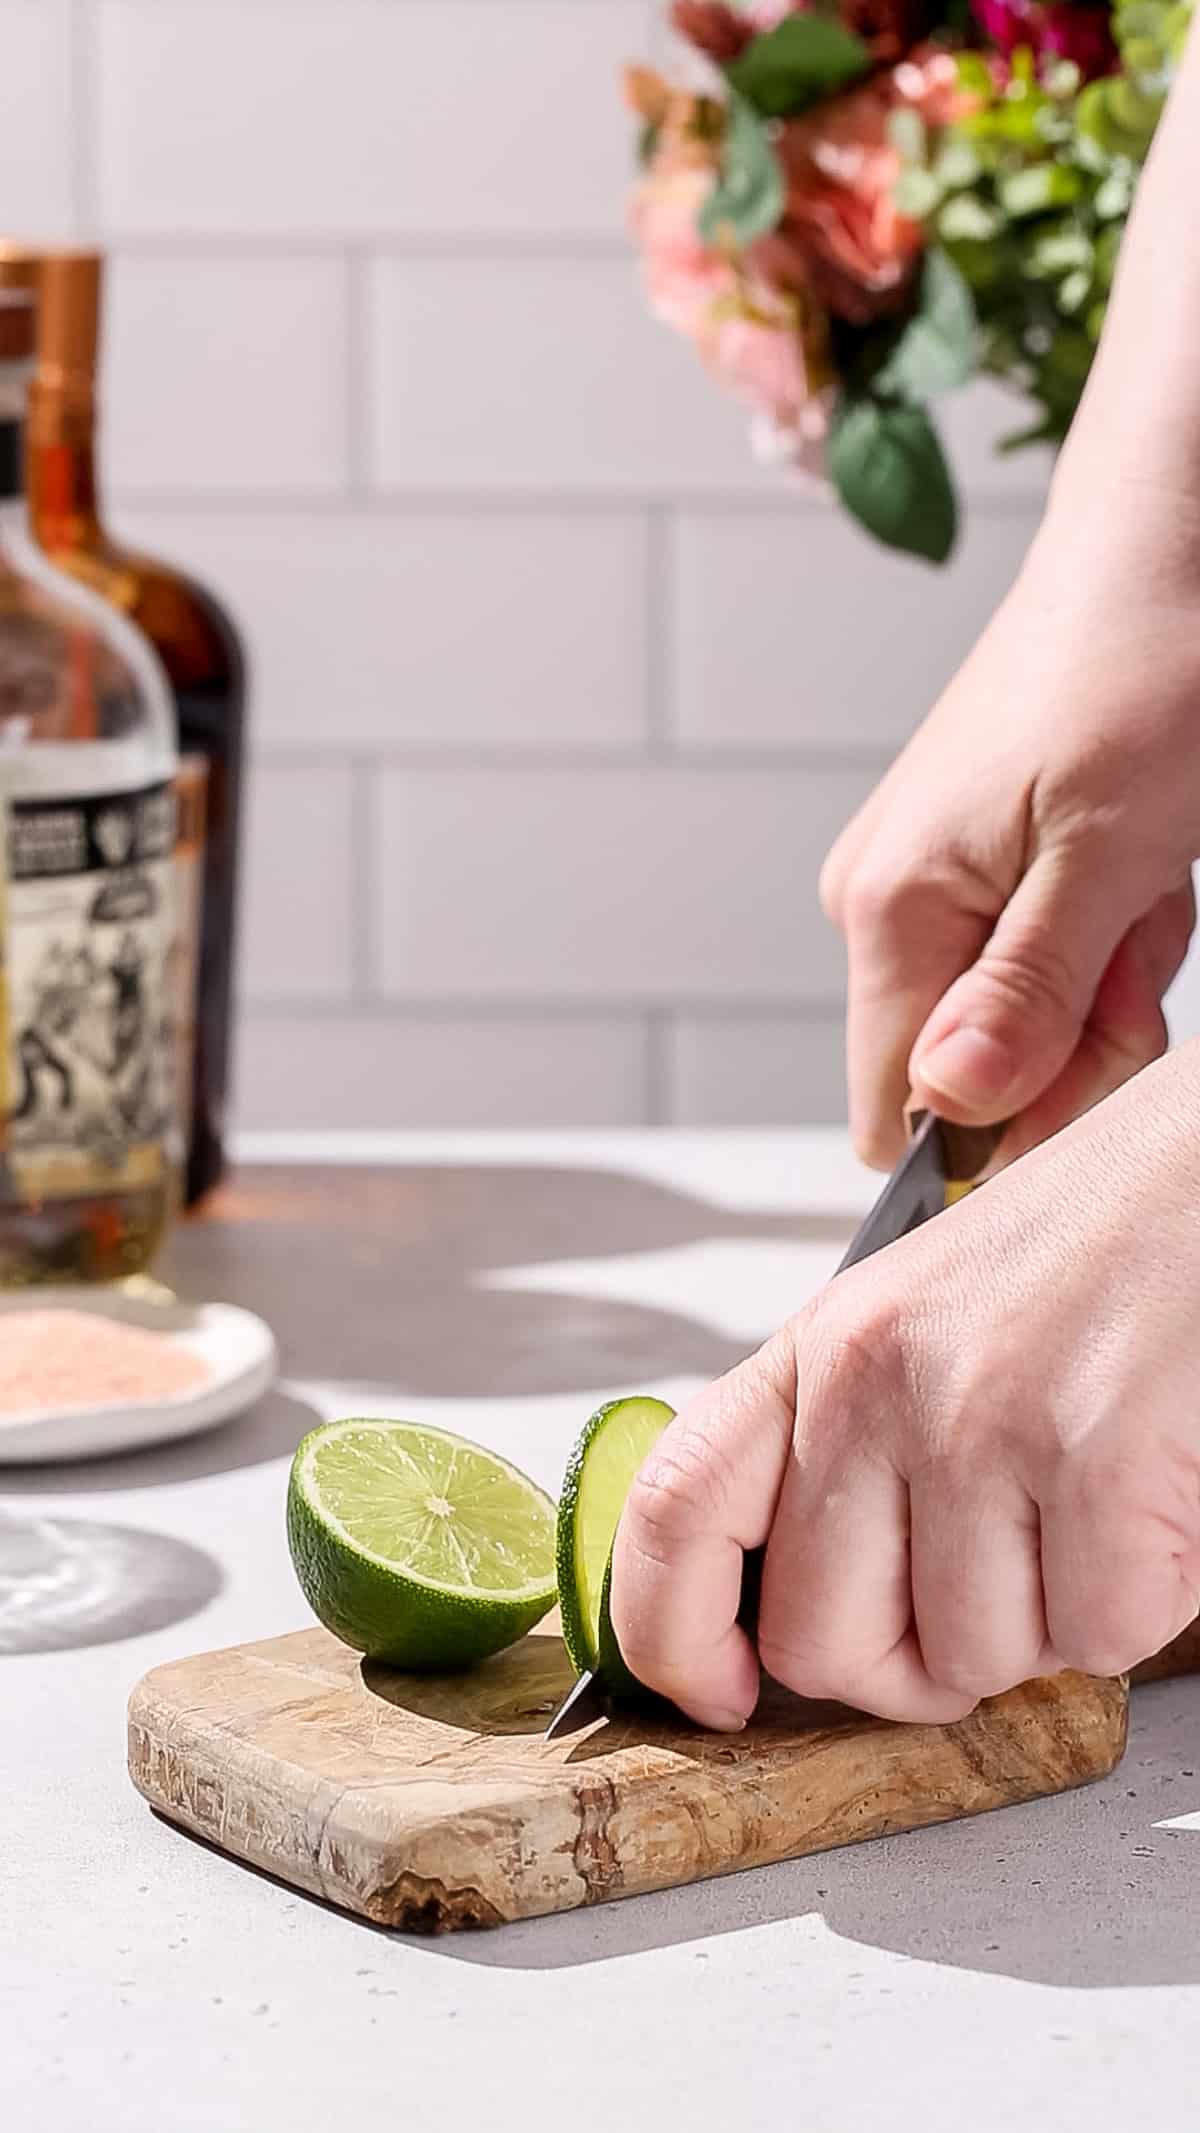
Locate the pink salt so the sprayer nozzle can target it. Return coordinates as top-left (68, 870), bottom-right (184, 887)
top-left (0, 1309), bottom-right (211, 1415)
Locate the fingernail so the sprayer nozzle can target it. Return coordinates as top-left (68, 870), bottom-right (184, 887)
top-left (914, 1025), bottom-right (1015, 1106)
top-left (700, 1708), bottom-right (748, 1734)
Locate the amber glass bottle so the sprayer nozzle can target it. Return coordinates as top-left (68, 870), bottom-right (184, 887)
top-left (0, 248), bottom-right (245, 1205)
top-left (0, 288), bottom-right (179, 1284)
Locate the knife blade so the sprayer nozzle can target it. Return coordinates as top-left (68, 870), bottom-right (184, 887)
top-left (544, 1112), bottom-right (1006, 1742)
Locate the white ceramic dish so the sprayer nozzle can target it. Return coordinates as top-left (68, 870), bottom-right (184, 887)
top-left (0, 1288), bottom-right (278, 1464)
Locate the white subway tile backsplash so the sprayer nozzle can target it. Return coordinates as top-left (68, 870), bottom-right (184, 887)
top-left (668, 1015), bottom-right (847, 1125)
top-left (113, 511), bottom-right (650, 754)
top-left (234, 1014), bottom-right (648, 1129)
top-left (670, 506), bottom-right (1036, 752)
top-left (939, 381), bottom-right (1056, 502)
top-left (370, 766), bottom-right (864, 1002)
top-left (368, 257), bottom-right (768, 495)
top-left (239, 765), bottom-right (355, 1001)
top-left (24, 0), bottom-right (1076, 1131)
top-left (0, 3), bottom-right (74, 237)
top-left (96, 2), bottom-right (644, 241)
top-left (103, 257), bottom-right (348, 493)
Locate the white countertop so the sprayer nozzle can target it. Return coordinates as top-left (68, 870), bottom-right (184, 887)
top-left (7, 1130), bottom-right (1200, 2133)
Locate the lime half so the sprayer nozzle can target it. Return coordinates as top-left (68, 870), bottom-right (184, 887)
top-left (287, 1417), bottom-right (558, 1670)
top-left (556, 1395), bottom-right (675, 1672)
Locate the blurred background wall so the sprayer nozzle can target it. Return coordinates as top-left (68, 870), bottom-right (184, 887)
top-left (6, 0), bottom-right (1068, 1131)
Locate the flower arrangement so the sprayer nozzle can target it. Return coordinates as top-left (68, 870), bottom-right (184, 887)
top-left (626, 0), bottom-right (1191, 559)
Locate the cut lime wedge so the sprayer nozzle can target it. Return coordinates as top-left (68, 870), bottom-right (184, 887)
top-left (287, 1417), bottom-right (558, 1670)
top-left (556, 1395), bottom-right (675, 1672)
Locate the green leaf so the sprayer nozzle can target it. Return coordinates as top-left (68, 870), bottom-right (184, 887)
top-left (888, 107), bottom-right (926, 166)
top-left (725, 14), bottom-right (870, 118)
top-left (937, 194), bottom-right (1002, 243)
top-left (874, 248), bottom-right (977, 403)
top-left (894, 166), bottom-right (943, 219)
top-left (697, 96), bottom-right (784, 247)
top-left (829, 398), bottom-right (958, 563)
top-left (999, 162), bottom-right (1084, 216)
top-left (1028, 225), bottom-right (1093, 277)
top-left (931, 135), bottom-right (980, 190)
top-left (1077, 76), bottom-right (1165, 159)
top-left (1058, 267), bottom-right (1092, 314)
top-left (636, 118), bottom-right (662, 170)
top-left (955, 51), bottom-right (994, 101)
top-left (998, 417), bottom-right (1060, 453)
top-left (1093, 170), bottom-right (1134, 219)
top-left (1093, 222), bottom-right (1123, 290)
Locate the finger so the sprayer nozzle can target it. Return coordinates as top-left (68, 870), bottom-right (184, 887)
top-left (910, 842), bottom-right (1152, 1127)
top-left (1041, 1484), bottom-right (1200, 1679)
top-left (819, 779), bottom-right (894, 928)
top-left (909, 1465), bottom-right (1060, 1698)
top-left (759, 1451), bottom-right (974, 1722)
top-left (844, 873), bottom-right (992, 1169)
top-left (611, 1335), bottom-right (797, 1730)
top-left (755, 1325), bottom-right (978, 1721)
top-left (1001, 922), bottom-right (1169, 1158)
top-left (1141, 878), bottom-right (1196, 1001)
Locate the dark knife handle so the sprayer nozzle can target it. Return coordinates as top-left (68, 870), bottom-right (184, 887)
top-left (730, 1115), bottom-right (1010, 1666)
top-left (909, 1110), bottom-right (1009, 1182)
top-left (737, 1545), bottom-right (765, 1637)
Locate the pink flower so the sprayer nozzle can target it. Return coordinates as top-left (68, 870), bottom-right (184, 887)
top-left (971, 0), bottom-right (1116, 78)
top-left (632, 163), bottom-right (736, 334)
top-left (758, 49), bottom-right (967, 321)
top-left (630, 151), bottom-right (828, 440)
top-left (742, 0), bottom-right (801, 25)
top-left (708, 297), bottom-right (817, 427)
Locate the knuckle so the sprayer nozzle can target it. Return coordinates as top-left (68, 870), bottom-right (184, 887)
top-left (625, 1426), bottom-right (736, 1545)
top-left (924, 1651), bottom-right (1014, 1701)
top-left (756, 1630), bottom-right (851, 1706)
top-left (818, 850), bottom-right (845, 926)
top-left (975, 939), bottom-right (1082, 1031)
top-left (842, 861), bottom-right (909, 940)
top-left (1052, 1632), bottom-right (1140, 1680)
top-left (799, 1294), bottom-right (910, 1422)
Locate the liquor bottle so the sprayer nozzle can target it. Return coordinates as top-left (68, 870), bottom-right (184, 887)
top-left (0, 248), bottom-right (245, 1206)
top-left (0, 287), bottom-right (180, 1284)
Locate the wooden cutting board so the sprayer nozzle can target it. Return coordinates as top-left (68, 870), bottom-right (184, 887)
top-left (128, 1623), bottom-right (1135, 1932)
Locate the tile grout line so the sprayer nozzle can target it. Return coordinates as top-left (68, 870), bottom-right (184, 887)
top-left (642, 502), bottom-right (670, 761)
top-left (247, 743), bottom-right (897, 773)
top-left (105, 232), bottom-right (637, 263)
top-left (235, 997), bottom-right (850, 1025)
top-left (642, 1009), bottom-right (670, 1126)
top-left (348, 761), bottom-right (378, 1004)
top-left (342, 247), bottom-right (372, 501)
top-left (109, 485), bottom-right (1048, 519)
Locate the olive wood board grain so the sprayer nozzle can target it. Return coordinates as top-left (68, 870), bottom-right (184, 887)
top-left (124, 1619), bottom-right (1196, 1934)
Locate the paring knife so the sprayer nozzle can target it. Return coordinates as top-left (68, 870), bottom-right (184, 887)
top-left (544, 1111), bottom-right (1006, 1743)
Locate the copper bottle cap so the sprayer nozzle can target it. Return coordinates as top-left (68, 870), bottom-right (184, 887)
top-left (0, 287), bottom-right (35, 363)
top-left (0, 246), bottom-right (101, 392)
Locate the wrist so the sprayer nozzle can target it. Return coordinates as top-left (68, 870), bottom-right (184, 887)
top-left (1025, 457), bottom-right (1200, 615)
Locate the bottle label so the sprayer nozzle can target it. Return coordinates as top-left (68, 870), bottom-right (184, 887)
top-left (171, 756), bottom-right (208, 1160)
top-left (3, 780), bottom-right (177, 1202)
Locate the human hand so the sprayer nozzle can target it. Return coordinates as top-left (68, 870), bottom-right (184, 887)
top-left (820, 510), bottom-right (1200, 1170)
top-left (610, 1044), bottom-right (1200, 1728)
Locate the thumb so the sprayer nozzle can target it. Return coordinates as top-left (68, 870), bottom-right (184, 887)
top-left (908, 846), bottom-right (1143, 1122)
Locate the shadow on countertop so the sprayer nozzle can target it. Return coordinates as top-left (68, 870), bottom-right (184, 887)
top-left (0, 1160), bottom-right (854, 1491)
top-left (0, 1510), bottom-right (222, 1653)
top-left (403, 1679), bottom-right (1200, 1992)
top-left (0, 1388), bottom-right (324, 1495)
top-left (157, 1160), bottom-right (857, 1395)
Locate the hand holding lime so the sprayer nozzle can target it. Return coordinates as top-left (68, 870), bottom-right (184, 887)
top-left (555, 1394), bottom-right (675, 1695)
